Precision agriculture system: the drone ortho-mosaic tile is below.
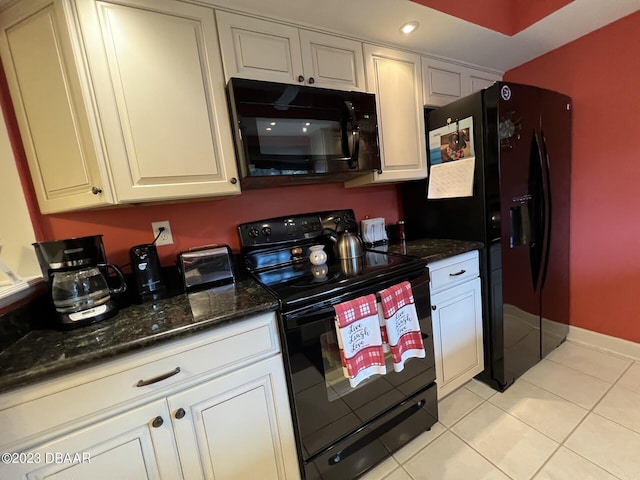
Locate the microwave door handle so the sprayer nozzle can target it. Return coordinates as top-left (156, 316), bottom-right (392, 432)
top-left (343, 101), bottom-right (360, 168)
top-left (351, 123), bottom-right (360, 168)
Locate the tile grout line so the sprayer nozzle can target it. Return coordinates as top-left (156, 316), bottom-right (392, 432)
top-left (443, 394), bottom-right (517, 479)
top-left (545, 340), bottom-right (635, 383)
top-left (388, 342), bottom-right (637, 480)
top-left (448, 375), bottom-right (610, 479)
top-left (552, 356), bottom-right (633, 480)
top-left (517, 349), bottom-right (634, 479)
top-left (449, 382), bottom-right (623, 480)
top-left (484, 346), bottom-right (640, 479)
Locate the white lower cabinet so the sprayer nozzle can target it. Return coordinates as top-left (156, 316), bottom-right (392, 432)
top-left (429, 251), bottom-right (484, 398)
top-left (1, 399), bottom-right (182, 479)
top-left (170, 356), bottom-right (298, 480)
top-left (0, 313), bottom-right (300, 480)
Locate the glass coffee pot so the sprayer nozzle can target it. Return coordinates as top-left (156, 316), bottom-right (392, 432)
top-left (51, 264), bottom-right (126, 327)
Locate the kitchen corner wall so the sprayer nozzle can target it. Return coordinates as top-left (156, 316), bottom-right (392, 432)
top-left (504, 10), bottom-right (640, 344)
top-left (35, 183), bottom-right (401, 269)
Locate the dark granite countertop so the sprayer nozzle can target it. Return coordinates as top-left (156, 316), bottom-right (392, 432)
top-left (371, 238), bottom-right (484, 263)
top-left (0, 277), bottom-right (278, 394)
top-left (0, 238), bottom-right (481, 395)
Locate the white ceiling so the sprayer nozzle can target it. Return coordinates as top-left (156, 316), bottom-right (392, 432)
top-left (211, 0), bottom-right (640, 73)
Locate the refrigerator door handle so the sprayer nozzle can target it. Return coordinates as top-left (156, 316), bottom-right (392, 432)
top-left (539, 130), bottom-right (553, 290)
top-left (528, 130), bottom-right (546, 291)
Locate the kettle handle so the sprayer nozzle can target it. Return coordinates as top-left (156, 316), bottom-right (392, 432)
top-left (99, 263), bottom-right (127, 295)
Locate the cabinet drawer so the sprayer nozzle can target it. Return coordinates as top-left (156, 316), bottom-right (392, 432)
top-left (429, 250), bottom-right (479, 292)
top-left (0, 312), bottom-right (279, 449)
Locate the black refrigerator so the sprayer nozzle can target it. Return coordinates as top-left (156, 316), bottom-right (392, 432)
top-left (402, 82), bottom-right (571, 391)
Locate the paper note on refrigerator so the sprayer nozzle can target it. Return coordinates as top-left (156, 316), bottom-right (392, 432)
top-left (427, 156), bottom-right (475, 199)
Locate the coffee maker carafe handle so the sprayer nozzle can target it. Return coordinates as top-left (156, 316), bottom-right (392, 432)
top-left (99, 263), bottom-right (127, 295)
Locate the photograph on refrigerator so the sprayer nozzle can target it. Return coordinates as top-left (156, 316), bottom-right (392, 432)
top-left (427, 116), bottom-right (476, 199)
top-left (428, 116), bottom-right (475, 164)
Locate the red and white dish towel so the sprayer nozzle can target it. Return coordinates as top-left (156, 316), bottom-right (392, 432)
top-left (378, 281), bottom-right (425, 372)
top-left (334, 294), bottom-right (386, 387)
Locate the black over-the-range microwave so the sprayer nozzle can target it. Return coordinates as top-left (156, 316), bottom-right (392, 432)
top-left (226, 77), bottom-right (381, 189)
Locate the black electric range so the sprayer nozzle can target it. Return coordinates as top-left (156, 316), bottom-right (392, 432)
top-left (239, 210), bottom-right (438, 480)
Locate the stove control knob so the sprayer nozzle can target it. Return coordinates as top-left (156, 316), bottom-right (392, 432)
top-left (248, 227), bottom-right (259, 238)
top-left (261, 226), bottom-right (272, 236)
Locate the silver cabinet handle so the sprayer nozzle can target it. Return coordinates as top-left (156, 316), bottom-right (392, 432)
top-left (136, 367), bottom-right (181, 387)
top-left (449, 269), bottom-right (466, 277)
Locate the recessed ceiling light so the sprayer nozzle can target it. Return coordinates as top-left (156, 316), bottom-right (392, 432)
top-left (400, 21), bottom-right (419, 34)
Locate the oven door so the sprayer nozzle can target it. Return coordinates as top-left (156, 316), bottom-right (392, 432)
top-left (281, 271), bottom-right (437, 479)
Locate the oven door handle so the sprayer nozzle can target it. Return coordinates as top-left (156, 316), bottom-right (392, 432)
top-left (284, 271), bottom-right (430, 328)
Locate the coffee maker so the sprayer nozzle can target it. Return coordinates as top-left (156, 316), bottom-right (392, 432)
top-left (33, 235), bottom-right (126, 328)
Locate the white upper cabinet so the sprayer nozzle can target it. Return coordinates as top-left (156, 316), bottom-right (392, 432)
top-left (76, 0), bottom-right (240, 202)
top-left (422, 56), bottom-right (502, 107)
top-left (0, 0), bottom-right (240, 214)
top-left (0, 0), bottom-right (116, 213)
top-left (1, 0), bottom-right (502, 213)
top-left (216, 11), bottom-right (366, 91)
top-left (345, 44), bottom-right (427, 186)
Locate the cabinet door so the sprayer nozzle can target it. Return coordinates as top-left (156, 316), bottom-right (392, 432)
top-left (169, 355), bottom-right (300, 480)
top-left (77, 0), bottom-right (240, 202)
top-left (422, 56), bottom-right (464, 107)
top-left (216, 11), bottom-right (303, 84)
top-left (299, 30), bottom-right (365, 91)
top-left (346, 44), bottom-right (427, 186)
top-left (466, 69), bottom-right (501, 94)
top-left (423, 57), bottom-right (501, 106)
top-left (0, 400), bottom-right (182, 480)
top-left (0, 0), bottom-right (115, 213)
top-left (431, 277), bottom-right (484, 398)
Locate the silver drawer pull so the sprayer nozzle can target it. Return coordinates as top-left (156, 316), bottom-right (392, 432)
top-left (449, 269), bottom-right (466, 277)
top-left (136, 367), bottom-right (181, 387)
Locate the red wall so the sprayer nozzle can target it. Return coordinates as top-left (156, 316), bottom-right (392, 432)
top-left (410, 0), bottom-right (572, 35)
top-left (505, 10), bottom-right (640, 343)
top-left (37, 183), bottom-right (401, 269)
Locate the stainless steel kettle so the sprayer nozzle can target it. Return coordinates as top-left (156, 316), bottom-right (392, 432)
top-left (324, 228), bottom-right (363, 259)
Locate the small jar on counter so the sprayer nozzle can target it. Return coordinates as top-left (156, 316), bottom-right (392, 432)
top-left (397, 220), bottom-right (406, 241)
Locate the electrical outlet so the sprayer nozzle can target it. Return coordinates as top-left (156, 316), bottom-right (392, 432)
top-left (151, 221), bottom-right (174, 246)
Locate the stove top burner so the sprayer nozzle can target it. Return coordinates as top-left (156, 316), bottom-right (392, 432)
top-left (239, 210), bottom-right (426, 312)
top-left (253, 250), bottom-right (424, 311)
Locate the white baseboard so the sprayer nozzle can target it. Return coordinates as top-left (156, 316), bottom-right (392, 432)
top-left (499, 304), bottom-right (640, 361)
top-left (567, 326), bottom-right (640, 361)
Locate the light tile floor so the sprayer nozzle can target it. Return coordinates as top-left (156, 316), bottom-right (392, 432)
top-left (362, 340), bottom-right (640, 480)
